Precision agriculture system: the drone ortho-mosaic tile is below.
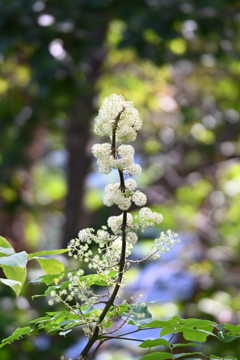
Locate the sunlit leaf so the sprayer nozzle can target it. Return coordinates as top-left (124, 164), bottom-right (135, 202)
top-left (33, 257), bottom-right (64, 274)
top-left (28, 249), bottom-right (68, 258)
top-left (0, 236), bottom-right (15, 256)
top-left (0, 278), bottom-right (21, 292)
top-left (0, 251), bottom-right (28, 268)
top-left (2, 265), bottom-right (26, 296)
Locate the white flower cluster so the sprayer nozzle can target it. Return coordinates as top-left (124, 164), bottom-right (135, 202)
top-left (151, 230), bottom-right (180, 260)
top-left (92, 143), bottom-right (142, 176)
top-left (131, 207), bottom-right (163, 232)
top-left (107, 213), bottom-right (133, 234)
top-left (94, 94), bottom-right (143, 143)
top-left (103, 182), bottom-right (147, 211)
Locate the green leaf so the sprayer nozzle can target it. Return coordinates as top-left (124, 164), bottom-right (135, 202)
top-left (0, 251), bottom-right (28, 268)
top-left (33, 257), bottom-right (65, 274)
top-left (161, 326), bottom-right (175, 336)
top-left (182, 329), bottom-right (208, 342)
top-left (184, 319), bottom-right (214, 327)
top-left (172, 343), bottom-right (200, 348)
top-left (28, 316), bottom-right (52, 325)
top-left (80, 274), bottom-right (110, 286)
top-left (2, 266), bottom-right (26, 296)
top-left (142, 320), bottom-right (174, 329)
top-left (29, 269), bottom-right (72, 286)
top-left (170, 315), bottom-right (182, 323)
top-left (0, 236), bottom-right (15, 256)
top-left (0, 278), bottom-right (21, 292)
top-left (173, 353), bottom-right (204, 359)
top-left (223, 324), bottom-right (240, 335)
top-left (28, 249), bottom-right (68, 258)
top-left (81, 304), bottom-right (95, 314)
top-left (0, 327), bottom-right (32, 348)
top-left (139, 352), bottom-right (173, 360)
top-left (139, 339), bottom-right (170, 348)
top-left (217, 331), bottom-right (239, 343)
top-left (103, 320), bottom-right (113, 329)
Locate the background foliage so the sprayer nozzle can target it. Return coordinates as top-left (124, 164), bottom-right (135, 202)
top-left (0, 0), bottom-right (240, 359)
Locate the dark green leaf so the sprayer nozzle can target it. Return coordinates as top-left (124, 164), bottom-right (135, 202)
top-left (0, 327), bottom-right (32, 348)
top-left (217, 331), bottom-right (239, 343)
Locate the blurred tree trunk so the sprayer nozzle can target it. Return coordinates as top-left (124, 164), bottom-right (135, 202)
top-left (62, 25), bottom-right (108, 247)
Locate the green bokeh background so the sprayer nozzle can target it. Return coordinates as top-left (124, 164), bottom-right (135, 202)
top-left (0, 0), bottom-right (240, 359)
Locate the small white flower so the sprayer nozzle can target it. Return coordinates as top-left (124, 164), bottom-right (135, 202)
top-left (132, 190), bottom-right (147, 206)
top-left (125, 178), bottom-right (137, 191)
top-left (126, 232), bottom-right (138, 244)
top-left (126, 163), bottom-right (142, 176)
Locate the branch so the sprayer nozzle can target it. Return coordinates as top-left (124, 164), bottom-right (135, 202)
top-left (78, 110), bottom-right (128, 360)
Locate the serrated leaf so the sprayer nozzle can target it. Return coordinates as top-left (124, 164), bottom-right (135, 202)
top-left (139, 352), bottom-right (173, 360)
top-left (0, 327), bottom-right (32, 348)
top-left (0, 251), bottom-right (28, 268)
top-left (2, 266), bottom-right (26, 296)
top-left (139, 338), bottom-right (170, 348)
top-left (28, 249), bottom-right (68, 258)
top-left (0, 236), bottom-right (15, 256)
top-left (33, 257), bottom-right (65, 274)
